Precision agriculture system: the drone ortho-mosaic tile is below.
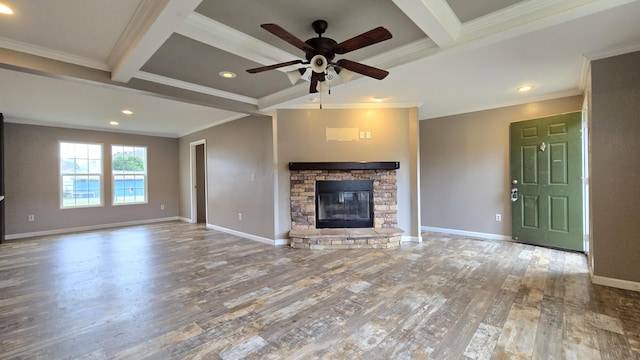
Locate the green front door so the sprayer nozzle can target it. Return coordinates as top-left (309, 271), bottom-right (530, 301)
top-left (510, 112), bottom-right (583, 251)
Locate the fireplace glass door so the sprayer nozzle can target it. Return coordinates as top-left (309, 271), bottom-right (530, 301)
top-left (316, 180), bottom-right (373, 228)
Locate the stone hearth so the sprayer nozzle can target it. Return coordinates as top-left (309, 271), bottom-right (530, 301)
top-left (289, 228), bottom-right (403, 249)
top-left (288, 162), bottom-right (403, 249)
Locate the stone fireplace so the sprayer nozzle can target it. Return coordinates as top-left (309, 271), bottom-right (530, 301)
top-left (288, 162), bottom-right (403, 249)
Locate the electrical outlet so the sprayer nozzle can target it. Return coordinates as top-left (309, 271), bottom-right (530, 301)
top-left (28, 215), bottom-right (35, 222)
top-left (161, 204), bottom-right (165, 210)
top-left (238, 213), bottom-right (242, 221)
top-left (495, 213), bottom-right (502, 222)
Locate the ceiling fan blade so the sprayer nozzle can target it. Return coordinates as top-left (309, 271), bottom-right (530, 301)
top-left (309, 72), bottom-right (319, 93)
top-left (261, 24), bottom-right (314, 53)
top-left (333, 27), bottom-right (392, 54)
top-left (246, 60), bottom-right (303, 73)
top-left (335, 59), bottom-right (389, 80)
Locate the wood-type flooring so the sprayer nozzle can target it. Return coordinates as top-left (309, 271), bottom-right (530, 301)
top-left (1, 221), bottom-right (639, 359)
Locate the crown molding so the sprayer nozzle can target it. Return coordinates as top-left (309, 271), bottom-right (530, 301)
top-left (134, 71), bottom-right (258, 105)
top-left (4, 115), bottom-right (178, 138)
top-left (177, 13), bottom-right (300, 71)
top-left (460, 0), bottom-right (638, 44)
top-left (107, 0), bottom-right (169, 69)
top-left (177, 113), bottom-right (249, 137)
top-left (584, 41), bottom-right (640, 61)
top-left (0, 37), bottom-right (109, 71)
top-left (421, 89), bottom-right (584, 120)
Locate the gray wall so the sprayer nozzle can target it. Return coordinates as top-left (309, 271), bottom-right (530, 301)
top-left (420, 96), bottom-right (584, 236)
top-left (4, 122), bottom-right (179, 235)
top-left (178, 116), bottom-right (275, 239)
top-left (591, 51), bottom-right (640, 283)
top-left (274, 108), bottom-right (420, 240)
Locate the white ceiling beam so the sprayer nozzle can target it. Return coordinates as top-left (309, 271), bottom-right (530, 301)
top-left (391, 0), bottom-right (461, 48)
top-left (109, 0), bottom-right (203, 83)
top-left (176, 13), bottom-right (301, 72)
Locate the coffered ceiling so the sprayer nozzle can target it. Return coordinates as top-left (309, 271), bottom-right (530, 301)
top-left (1, 0), bottom-right (639, 137)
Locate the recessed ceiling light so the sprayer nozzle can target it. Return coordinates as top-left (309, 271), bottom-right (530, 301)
top-left (121, 109), bottom-right (133, 115)
top-left (0, 3), bottom-right (14, 15)
top-left (373, 97), bottom-right (384, 103)
top-left (219, 71), bottom-right (237, 79)
top-left (110, 121), bottom-right (119, 126)
top-left (517, 85), bottom-right (533, 92)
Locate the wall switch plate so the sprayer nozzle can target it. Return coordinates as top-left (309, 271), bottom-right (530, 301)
top-left (161, 204), bottom-right (165, 210)
top-left (238, 213), bottom-right (242, 220)
top-left (28, 215), bottom-right (35, 222)
top-left (495, 214), bottom-right (502, 222)
top-left (366, 131), bottom-right (371, 139)
top-left (359, 131), bottom-right (365, 139)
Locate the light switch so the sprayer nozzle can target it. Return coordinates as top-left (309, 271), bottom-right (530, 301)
top-left (366, 131), bottom-right (371, 139)
top-left (359, 131), bottom-right (365, 139)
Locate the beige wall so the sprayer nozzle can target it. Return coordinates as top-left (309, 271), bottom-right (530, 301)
top-left (420, 96), bottom-right (583, 236)
top-left (274, 108), bottom-right (421, 240)
top-left (4, 122), bottom-right (179, 236)
top-left (178, 116), bottom-right (275, 239)
top-left (590, 50), bottom-right (640, 283)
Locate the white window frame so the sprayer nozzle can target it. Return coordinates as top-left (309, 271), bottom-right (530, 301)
top-left (59, 142), bottom-right (104, 209)
top-left (112, 145), bottom-right (148, 206)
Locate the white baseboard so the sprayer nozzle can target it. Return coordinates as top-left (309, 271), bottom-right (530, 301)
top-left (178, 217), bottom-right (193, 223)
top-left (402, 235), bottom-right (423, 243)
top-left (591, 274), bottom-right (640, 292)
top-left (421, 226), bottom-right (511, 241)
top-left (206, 224), bottom-right (286, 246)
top-left (274, 238), bottom-right (291, 246)
top-left (5, 217), bottom-right (180, 240)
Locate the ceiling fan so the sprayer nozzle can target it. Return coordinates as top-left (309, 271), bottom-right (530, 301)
top-left (246, 20), bottom-right (392, 93)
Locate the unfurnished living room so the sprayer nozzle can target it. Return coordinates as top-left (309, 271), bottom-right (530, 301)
top-left (1, 1), bottom-right (639, 359)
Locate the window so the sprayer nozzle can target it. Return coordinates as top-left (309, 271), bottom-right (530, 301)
top-left (112, 145), bottom-right (147, 205)
top-left (60, 142), bottom-right (103, 208)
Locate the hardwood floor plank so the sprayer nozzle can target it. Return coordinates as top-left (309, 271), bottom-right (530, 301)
top-left (1, 223), bottom-right (639, 359)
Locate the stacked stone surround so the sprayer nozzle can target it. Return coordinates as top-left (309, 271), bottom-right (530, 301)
top-left (289, 169), bottom-right (402, 249)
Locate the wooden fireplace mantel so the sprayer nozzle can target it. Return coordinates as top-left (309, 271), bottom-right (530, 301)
top-left (288, 161), bottom-right (400, 171)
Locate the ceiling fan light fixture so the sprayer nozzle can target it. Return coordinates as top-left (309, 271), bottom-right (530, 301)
top-left (286, 68), bottom-right (306, 85)
top-left (337, 68), bottom-right (354, 83)
top-left (310, 55), bottom-right (328, 73)
top-left (316, 80), bottom-right (330, 93)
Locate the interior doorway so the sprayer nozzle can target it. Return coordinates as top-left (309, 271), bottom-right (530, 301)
top-left (190, 140), bottom-right (207, 224)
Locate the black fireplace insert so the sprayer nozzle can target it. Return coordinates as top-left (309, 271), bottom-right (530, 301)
top-left (315, 180), bottom-right (374, 228)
